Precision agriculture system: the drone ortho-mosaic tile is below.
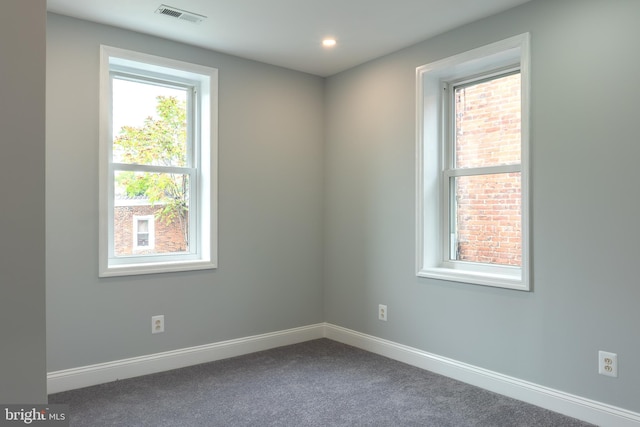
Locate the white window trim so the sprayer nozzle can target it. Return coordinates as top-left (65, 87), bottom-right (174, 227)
top-left (99, 45), bottom-right (218, 277)
top-left (133, 215), bottom-right (155, 250)
top-left (415, 33), bottom-right (531, 291)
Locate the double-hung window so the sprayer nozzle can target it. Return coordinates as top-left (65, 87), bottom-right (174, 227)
top-left (133, 215), bottom-right (155, 250)
top-left (416, 34), bottom-right (530, 290)
top-left (99, 46), bottom-right (218, 277)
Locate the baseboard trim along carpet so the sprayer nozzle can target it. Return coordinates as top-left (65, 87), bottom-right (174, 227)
top-left (48, 323), bottom-right (640, 426)
top-left (47, 324), bottom-right (325, 394)
top-left (324, 324), bottom-right (640, 427)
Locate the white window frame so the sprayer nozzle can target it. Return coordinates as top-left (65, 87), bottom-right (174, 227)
top-left (99, 45), bottom-right (218, 277)
top-left (133, 215), bottom-right (155, 250)
top-left (416, 34), bottom-right (530, 291)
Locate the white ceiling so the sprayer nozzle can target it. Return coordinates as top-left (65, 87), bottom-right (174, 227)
top-left (47, 0), bottom-right (532, 77)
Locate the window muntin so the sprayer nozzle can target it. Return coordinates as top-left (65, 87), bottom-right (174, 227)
top-left (416, 33), bottom-right (530, 290)
top-left (99, 45), bottom-right (218, 277)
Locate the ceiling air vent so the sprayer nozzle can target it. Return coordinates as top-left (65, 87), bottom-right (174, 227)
top-left (155, 5), bottom-right (206, 24)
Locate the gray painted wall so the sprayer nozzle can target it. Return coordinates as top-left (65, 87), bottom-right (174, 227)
top-left (324, 0), bottom-right (640, 413)
top-left (0, 0), bottom-right (47, 403)
top-left (46, 14), bottom-right (324, 371)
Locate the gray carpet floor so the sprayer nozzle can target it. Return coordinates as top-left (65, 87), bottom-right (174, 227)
top-left (49, 339), bottom-right (595, 426)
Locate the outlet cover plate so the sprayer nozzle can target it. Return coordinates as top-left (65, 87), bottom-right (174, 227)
top-left (378, 304), bottom-right (387, 321)
top-left (152, 315), bottom-right (165, 334)
top-left (598, 350), bottom-right (618, 377)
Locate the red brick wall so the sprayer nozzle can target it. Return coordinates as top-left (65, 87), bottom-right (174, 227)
top-left (114, 205), bottom-right (188, 256)
top-left (453, 73), bottom-right (521, 266)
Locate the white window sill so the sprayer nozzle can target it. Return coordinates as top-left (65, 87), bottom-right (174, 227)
top-left (418, 267), bottom-right (527, 291)
top-left (99, 259), bottom-right (216, 278)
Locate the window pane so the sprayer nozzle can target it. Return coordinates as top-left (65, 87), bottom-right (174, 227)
top-left (112, 78), bottom-right (188, 167)
top-left (137, 233), bottom-right (149, 247)
top-left (137, 219), bottom-right (149, 233)
top-left (454, 73), bottom-right (521, 168)
top-left (451, 173), bottom-right (521, 266)
top-left (114, 171), bottom-right (190, 256)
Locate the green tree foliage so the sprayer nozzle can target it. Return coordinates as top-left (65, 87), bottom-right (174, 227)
top-left (114, 96), bottom-right (189, 248)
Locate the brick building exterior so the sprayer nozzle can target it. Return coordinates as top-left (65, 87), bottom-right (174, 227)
top-left (453, 73), bottom-right (522, 266)
top-left (114, 200), bottom-right (188, 256)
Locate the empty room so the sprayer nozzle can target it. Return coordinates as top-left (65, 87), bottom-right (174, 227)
top-left (1, 0), bottom-right (639, 425)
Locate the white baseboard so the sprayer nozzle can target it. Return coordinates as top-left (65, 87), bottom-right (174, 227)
top-left (48, 322), bottom-right (640, 426)
top-left (47, 323), bottom-right (325, 394)
top-left (324, 323), bottom-right (640, 427)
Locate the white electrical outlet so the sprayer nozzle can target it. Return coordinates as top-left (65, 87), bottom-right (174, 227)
top-left (152, 315), bottom-right (165, 334)
top-left (598, 351), bottom-right (617, 377)
top-left (378, 304), bottom-right (387, 321)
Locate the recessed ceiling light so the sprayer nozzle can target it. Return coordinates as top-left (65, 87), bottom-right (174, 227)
top-left (322, 38), bottom-right (337, 48)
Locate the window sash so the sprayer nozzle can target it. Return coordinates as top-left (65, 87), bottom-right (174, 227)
top-left (107, 70), bottom-right (199, 264)
top-left (109, 72), bottom-right (196, 168)
top-left (108, 165), bottom-right (197, 260)
top-left (442, 70), bottom-right (522, 270)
